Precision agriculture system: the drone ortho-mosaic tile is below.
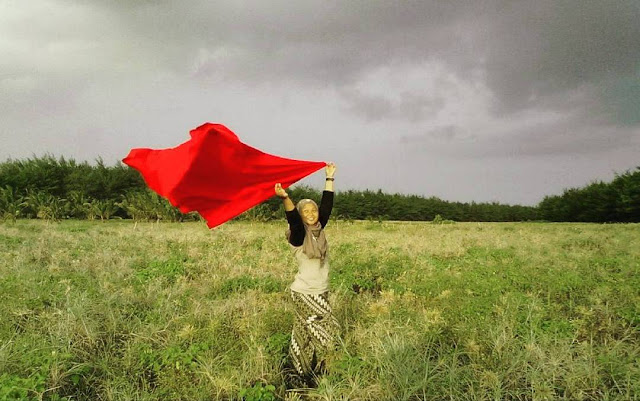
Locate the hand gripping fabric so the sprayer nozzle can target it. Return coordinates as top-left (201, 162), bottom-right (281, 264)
top-left (123, 123), bottom-right (326, 228)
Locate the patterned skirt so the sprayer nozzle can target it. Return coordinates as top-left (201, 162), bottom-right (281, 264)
top-left (288, 290), bottom-right (340, 385)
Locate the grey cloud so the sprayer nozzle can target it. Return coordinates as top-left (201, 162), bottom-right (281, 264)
top-left (480, 1), bottom-right (640, 117)
top-left (400, 125), bottom-right (475, 143)
top-left (8, 1), bottom-right (638, 125)
top-left (502, 124), bottom-right (640, 157)
top-left (340, 88), bottom-right (445, 122)
top-left (432, 115), bottom-right (640, 159)
top-left (88, 1), bottom-right (639, 127)
top-left (598, 75), bottom-right (640, 126)
top-left (3, 0), bottom-right (639, 167)
top-left (73, 1), bottom-right (480, 83)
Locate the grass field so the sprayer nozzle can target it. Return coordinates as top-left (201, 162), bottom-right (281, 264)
top-left (0, 219), bottom-right (639, 400)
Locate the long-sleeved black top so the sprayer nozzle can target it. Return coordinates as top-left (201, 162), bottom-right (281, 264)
top-left (285, 191), bottom-right (334, 246)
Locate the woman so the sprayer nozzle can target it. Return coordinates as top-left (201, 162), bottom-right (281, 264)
top-left (274, 162), bottom-right (340, 387)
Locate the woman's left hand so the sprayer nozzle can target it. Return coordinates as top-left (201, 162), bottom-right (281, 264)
top-left (326, 162), bottom-right (336, 178)
top-left (275, 183), bottom-right (288, 198)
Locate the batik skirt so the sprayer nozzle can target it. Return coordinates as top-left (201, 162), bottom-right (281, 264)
top-left (288, 290), bottom-right (340, 385)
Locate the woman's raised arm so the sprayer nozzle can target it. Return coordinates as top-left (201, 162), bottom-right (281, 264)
top-left (276, 183), bottom-right (305, 246)
top-left (275, 183), bottom-right (295, 211)
top-left (324, 162), bottom-right (336, 192)
top-left (319, 163), bottom-right (336, 228)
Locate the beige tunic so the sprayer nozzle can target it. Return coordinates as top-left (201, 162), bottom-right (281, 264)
top-left (289, 244), bottom-right (330, 294)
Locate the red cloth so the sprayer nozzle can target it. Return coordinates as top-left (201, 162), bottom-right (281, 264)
top-left (123, 123), bottom-right (326, 228)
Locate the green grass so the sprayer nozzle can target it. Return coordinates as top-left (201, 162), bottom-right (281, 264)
top-left (0, 220), bottom-right (638, 400)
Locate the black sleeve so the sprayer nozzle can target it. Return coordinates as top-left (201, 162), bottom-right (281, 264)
top-left (319, 190), bottom-right (334, 228)
top-left (286, 209), bottom-right (305, 246)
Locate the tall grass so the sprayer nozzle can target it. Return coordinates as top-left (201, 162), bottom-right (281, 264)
top-left (0, 220), bottom-right (638, 400)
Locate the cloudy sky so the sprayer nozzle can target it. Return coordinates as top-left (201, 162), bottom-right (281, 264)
top-left (1, 1), bottom-right (639, 205)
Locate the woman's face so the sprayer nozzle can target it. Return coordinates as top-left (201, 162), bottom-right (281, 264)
top-left (301, 203), bottom-right (319, 225)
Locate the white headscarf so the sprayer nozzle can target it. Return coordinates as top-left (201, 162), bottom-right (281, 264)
top-left (286, 199), bottom-right (328, 260)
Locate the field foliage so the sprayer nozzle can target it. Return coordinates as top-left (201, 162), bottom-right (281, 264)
top-left (0, 220), bottom-right (639, 400)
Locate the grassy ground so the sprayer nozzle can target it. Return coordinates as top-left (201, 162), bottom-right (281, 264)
top-left (0, 219), bottom-right (639, 400)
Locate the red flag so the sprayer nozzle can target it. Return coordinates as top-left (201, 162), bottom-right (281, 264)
top-left (123, 123), bottom-right (326, 228)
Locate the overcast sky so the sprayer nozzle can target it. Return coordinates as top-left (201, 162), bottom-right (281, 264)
top-left (1, 1), bottom-right (639, 205)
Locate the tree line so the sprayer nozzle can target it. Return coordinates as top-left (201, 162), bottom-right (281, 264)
top-left (0, 156), bottom-right (637, 223)
top-left (538, 168), bottom-right (640, 222)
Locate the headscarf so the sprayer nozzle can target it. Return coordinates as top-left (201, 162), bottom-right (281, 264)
top-left (286, 199), bottom-right (328, 260)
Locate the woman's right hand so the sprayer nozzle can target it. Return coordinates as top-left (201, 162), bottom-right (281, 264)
top-left (275, 183), bottom-right (288, 198)
top-left (325, 162), bottom-right (336, 178)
